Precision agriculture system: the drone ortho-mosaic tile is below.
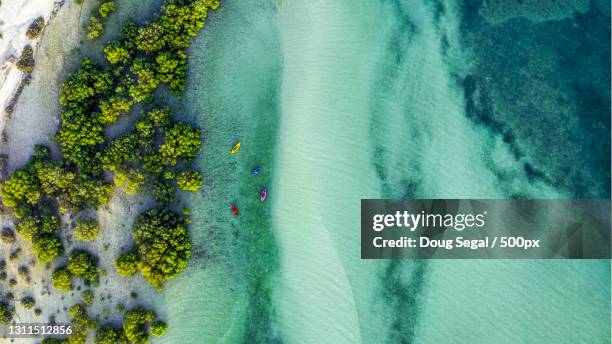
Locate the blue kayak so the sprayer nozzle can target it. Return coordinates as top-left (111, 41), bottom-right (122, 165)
top-left (251, 167), bottom-right (262, 176)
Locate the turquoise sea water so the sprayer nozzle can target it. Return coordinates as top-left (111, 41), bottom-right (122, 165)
top-left (156, 0), bottom-right (610, 343)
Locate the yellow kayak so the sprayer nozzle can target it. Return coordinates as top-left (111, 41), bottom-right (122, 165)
top-left (231, 142), bottom-right (241, 154)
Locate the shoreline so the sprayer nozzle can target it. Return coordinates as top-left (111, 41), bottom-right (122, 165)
top-left (0, 0), bottom-right (62, 142)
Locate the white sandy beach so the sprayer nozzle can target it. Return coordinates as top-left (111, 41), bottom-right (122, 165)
top-left (0, 0), bottom-right (62, 142)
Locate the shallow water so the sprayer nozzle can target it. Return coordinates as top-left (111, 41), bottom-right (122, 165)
top-left (151, 0), bottom-right (610, 343)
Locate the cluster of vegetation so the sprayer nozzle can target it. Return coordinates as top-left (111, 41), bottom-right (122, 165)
top-left (43, 306), bottom-right (165, 344)
top-left (51, 266), bottom-right (72, 292)
top-left (50, 249), bottom-right (100, 294)
top-left (0, 298), bottom-right (14, 324)
top-left (74, 217), bottom-right (100, 241)
top-left (64, 303), bottom-right (99, 343)
top-left (94, 324), bottom-right (127, 344)
top-left (67, 249), bottom-right (100, 284)
top-left (2, 0), bottom-right (220, 341)
top-left (26, 16), bottom-right (45, 39)
top-left (81, 290), bottom-right (94, 306)
top-left (114, 250), bottom-right (138, 276)
top-left (125, 209), bottom-right (191, 289)
top-left (87, 1), bottom-right (117, 40)
top-left (0, 227), bottom-right (16, 243)
top-left (123, 307), bottom-right (167, 343)
top-left (16, 45), bottom-right (35, 73)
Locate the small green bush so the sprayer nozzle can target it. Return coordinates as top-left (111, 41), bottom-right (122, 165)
top-left (51, 267), bottom-right (72, 292)
top-left (114, 167), bottom-right (145, 195)
top-left (16, 46), bottom-right (35, 74)
top-left (176, 171), bottom-right (203, 191)
top-left (67, 249), bottom-right (99, 283)
top-left (123, 307), bottom-right (155, 344)
top-left (95, 323), bottom-right (127, 344)
top-left (99, 2), bottom-right (116, 18)
top-left (150, 320), bottom-right (168, 337)
top-left (87, 17), bottom-right (104, 40)
top-left (152, 180), bottom-right (175, 205)
top-left (0, 300), bottom-right (14, 324)
top-left (115, 251), bottom-right (138, 276)
top-left (32, 234), bottom-right (64, 263)
top-left (74, 218), bottom-right (99, 241)
top-left (81, 290), bottom-right (94, 306)
top-left (103, 42), bottom-right (131, 65)
top-left (26, 17), bottom-right (45, 39)
top-left (132, 209), bottom-right (190, 289)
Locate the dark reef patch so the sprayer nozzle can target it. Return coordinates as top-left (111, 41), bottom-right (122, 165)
top-left (458, 0), bottom-right (610, 198)
top-left (381, 261), bottom-right (429, 344)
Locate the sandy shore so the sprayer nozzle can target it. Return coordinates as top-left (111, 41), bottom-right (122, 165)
top-left (0, 0), bottom-right (63, 143)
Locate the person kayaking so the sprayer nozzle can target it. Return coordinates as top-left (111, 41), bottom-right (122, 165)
top-left (251, 167), bottom-right (262, 176)
top-left (231, 203), bottom-right (239, 216)
top-left (231, 142), bottom-right (241, 155)
top-left (260, 188), bottom-right (267, 202)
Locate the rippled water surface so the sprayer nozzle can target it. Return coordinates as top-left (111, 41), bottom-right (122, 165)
top-left (158, 0), bottom-right (610, 343)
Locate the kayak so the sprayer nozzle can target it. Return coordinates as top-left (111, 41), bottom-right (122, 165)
top-left (231, 142), bottom-right (241, 154)
top-left (260, 188), bottom-right (267, 202)
top-left (231, 203), bottom-right (239, 216)
top-left (251, 167), bottom-right (262, 176)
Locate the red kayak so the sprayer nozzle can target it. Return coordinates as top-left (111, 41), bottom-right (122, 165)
top-left (260, 188), bottom-right (267, 202)
top-left (231, 203), bottom-right (239, 217)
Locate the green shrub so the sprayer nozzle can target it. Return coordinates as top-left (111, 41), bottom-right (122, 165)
top-left (132, 209), bottom-right (190, 289)
top-left (176, 171), bottom-right (203, 191)
top-left (16, 215), bottom-right (60, 241)
top-left (16, 45), bottom-right (35, 73)
top-left (115, 251), bottom-right (138, 276)
top-left (42, 338), bottom-right (66, 344)
top-left (26, 17), bottom-right (45, 39)
top-left (68, 303), bottom-right (98, 343)
top-left (99, 96), bottom-right (132, 123)
top-left (95, 324), bottom-right (127, 344)
top-left (159, 122), bottom-right (201, 165)
top-left (35, 161), bottom-right (75, 196)
top-left (67, 249), bottom-right (99, 283)
top-left (69, 303), bottom-right (98, 329)
top-left (152, 180), bottom-right (175, 205)
top-left (155, 50), bottom-right (187, 93)
top-left (1, 167), bottom-right (41, 208)
top-left (128, 59), bottom-right (158, 103)
top-left (101, 135), bottom-right (139, 171)
top-left (87, 17), bottom-right (104, 40)
top-left (0, 300), bottom-right (14, 324)
top-left (98, 2), bottom-right (116, 18)
top-left (135, 23), bottom-right (166, 52)
top-left (123, 307), bottom-right (155, 344)
top-left (51, 266), bottom-right (72, 292)
top-left (74, 218), bottom-right (99, 241)
top-left (150, 320), bottom-right (168, 337)
top-left (114, 167), bottom-right (145, 195)
top-left (32, 234), bottom-right (64, 263)
top-left (81, 290), bottom-right (94, 306)
top-left (103, 42), bottom-right (131, 65)
top-left (18, 266), bottom-right (29, 279)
